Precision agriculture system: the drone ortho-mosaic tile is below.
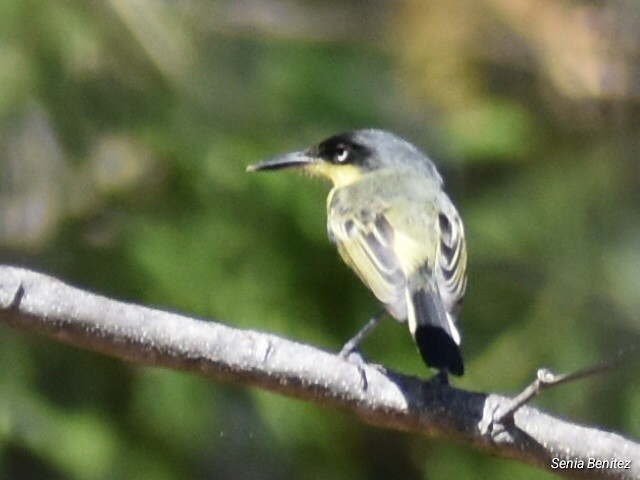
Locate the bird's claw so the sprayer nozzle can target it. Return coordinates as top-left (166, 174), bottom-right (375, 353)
top-left (340, 348), bottom-right (369, 390)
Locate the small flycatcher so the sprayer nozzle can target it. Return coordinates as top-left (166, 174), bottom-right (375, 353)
top-left (248, 129), bottom-right (467, 377)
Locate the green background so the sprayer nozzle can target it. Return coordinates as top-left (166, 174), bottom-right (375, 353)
top-left (0, 1), bottom-right (638, 479)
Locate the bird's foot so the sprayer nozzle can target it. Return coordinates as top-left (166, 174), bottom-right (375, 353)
top-left (433, 370), bottom-right (450, 385)
top-left (339, 347), bottom-right (370, 390)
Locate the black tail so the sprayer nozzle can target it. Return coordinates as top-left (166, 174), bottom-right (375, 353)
top-left (414, 325), bottom-right (464, 376)
top-left (407, 273), bottom-right (464, 376)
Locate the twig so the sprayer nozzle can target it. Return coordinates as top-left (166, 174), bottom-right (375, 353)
top-left (494, 353), bottom-right (627, 425)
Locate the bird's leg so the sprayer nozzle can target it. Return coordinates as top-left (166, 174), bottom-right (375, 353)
top-left (339, 310), bottom-right (387, 390)
top-left (339, 310), bottom-right (387, 357)
top-left (434, 370), bottom-right (449, 385)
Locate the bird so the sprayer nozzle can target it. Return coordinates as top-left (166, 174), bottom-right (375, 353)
top-left (247, 129), bottom-right (467, 378)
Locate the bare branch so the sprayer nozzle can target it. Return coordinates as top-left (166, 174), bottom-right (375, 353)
top-left (495, 354), bottom-right (627, 425)
top-left (0, 265), bottom-right (638, 479)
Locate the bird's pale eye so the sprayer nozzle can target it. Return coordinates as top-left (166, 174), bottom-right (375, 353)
top-left (334, 145), bottom-right (349, 163)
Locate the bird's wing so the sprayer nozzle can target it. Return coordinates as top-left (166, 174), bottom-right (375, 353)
top-left (434, 205), bottom-right (467, 339)
top-left (327, 199), bottom-right (408, 317)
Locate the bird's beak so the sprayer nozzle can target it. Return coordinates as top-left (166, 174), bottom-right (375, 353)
top-left (246, 150), bottom-right (317, 172)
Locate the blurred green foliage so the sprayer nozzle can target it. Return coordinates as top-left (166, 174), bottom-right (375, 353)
top-left (0, 1), bottom-right (638, 479)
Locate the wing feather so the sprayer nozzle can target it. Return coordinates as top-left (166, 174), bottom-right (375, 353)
top-left (434, 209), bottom-right (467, 344)
top-left (329, 210), bottom-right (407, 316)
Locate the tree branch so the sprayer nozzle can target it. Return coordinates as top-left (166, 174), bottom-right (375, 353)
top-left (0, 265), bottom-right (637, 479)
